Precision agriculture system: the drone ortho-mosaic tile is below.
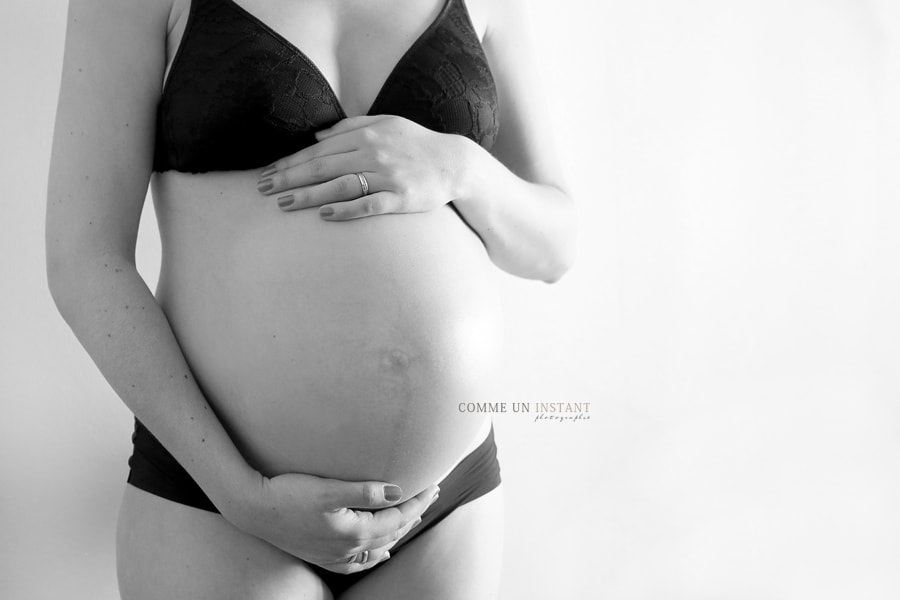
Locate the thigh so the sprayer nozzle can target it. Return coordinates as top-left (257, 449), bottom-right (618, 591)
top-left (116, 485), bottom-right (331, 600)
top-left (340, 485), bottom-right (505, 600)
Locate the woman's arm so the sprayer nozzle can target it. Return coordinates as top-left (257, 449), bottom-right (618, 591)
top-left (450, 0), bottom-right (577, 283)
top-left (46, 0), bottom-right (433, 572)
top-left (45, 0), bottom-right (258, 509)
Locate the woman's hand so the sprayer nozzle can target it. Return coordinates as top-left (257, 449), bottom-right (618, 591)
top-left (227, 470), bottom-right (439, 574)
top-left (256, 115), bottom-right (469, 220)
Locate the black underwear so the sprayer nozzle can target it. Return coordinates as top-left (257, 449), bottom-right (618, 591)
top-left (126, 419), bottom-right (501, 595)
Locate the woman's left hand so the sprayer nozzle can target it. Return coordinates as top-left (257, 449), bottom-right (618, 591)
top-left (256, 115), bottom-right (468, 220)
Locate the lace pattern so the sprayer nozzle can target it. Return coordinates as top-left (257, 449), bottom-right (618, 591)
top-left (154, 0), bottom-right (499, 173)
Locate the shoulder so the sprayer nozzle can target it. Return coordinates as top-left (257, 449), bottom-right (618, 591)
top-left (473, 0), bottom-right (530, 44)
top-left (67, 0), bottom-right (175, 17)
top-left (168, 0), bottom-right (191, 32)
top-left (467, 0), bottom-right (544, 70)
top-left (64, 0), bottom-right (176, 37)
top-left (458, 0), bottom-right (496, 42)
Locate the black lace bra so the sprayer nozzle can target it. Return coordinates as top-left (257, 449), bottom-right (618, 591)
top-left (153, 0), bottom-right (499, 173)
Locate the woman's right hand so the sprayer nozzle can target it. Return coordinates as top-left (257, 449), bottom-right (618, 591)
top-left (226, 471), bottom-right (440, 573)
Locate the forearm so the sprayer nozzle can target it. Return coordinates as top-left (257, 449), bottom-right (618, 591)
top-left (451, 136), bottom-right (577, 283)
top-left (48, 252), bottom-right (259, 520)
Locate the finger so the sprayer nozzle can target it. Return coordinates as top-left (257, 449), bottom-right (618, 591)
top-left (315, 115), bottom-right (393, 140)
top-left (258, 151), bottom-right (361, 196)
top-left (344, 541), bottom-right (394, 565)
top-left (363, 514), bottom-right (425, 551)
top-left (319, 191), bottom-right (403, 220)
top-left (321, 480), bottom-right (408, 511)
top-left (350, 485), bottom-right (440, 541)
top-left (277, 173), bottom-right (368, 212)
top-left (317, 549), bottom-right (392, 575)
top-left (260, 133), bottom-right (360, 177)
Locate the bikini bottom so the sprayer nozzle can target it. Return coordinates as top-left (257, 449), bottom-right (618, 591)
top-left (126, 418), bottom-right (501, 596)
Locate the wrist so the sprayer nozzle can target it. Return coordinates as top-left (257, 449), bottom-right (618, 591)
top-left (448, 134), bottom-right (487, 208)
top-left (212, 463), bottom-right (266, 529)
top-left (447, 134), bottom-right (506, 234)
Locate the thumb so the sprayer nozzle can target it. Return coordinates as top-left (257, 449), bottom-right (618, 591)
top-left (322, 479), bottom-right (404, 510)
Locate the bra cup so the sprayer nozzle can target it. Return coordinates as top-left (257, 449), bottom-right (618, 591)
top-left (155, 0), bottom-right (499, 173)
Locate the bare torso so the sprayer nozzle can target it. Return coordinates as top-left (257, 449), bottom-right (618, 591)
top-left (153, 168), bottom-right (501, 497)
top-left (148, 0), bottom-right (500, 499)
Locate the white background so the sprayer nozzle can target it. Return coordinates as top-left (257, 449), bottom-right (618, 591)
top-left (2, 1), bottom-right (900, 598)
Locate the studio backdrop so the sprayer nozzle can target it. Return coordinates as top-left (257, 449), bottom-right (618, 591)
top-left (2, 1), bottom-right (899, 599)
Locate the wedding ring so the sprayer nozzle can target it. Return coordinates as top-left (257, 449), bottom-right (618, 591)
top-left (355, 172), bottom-right (370, 196)
top-left (346, 550), bottom-right (369, 564)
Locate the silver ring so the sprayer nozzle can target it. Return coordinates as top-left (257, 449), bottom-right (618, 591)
top-left (346, 550), bottom-right (369, 564)
top-left (355, 172), bottom-right (370, 196)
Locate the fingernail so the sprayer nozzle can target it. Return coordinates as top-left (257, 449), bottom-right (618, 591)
top-left (319, 206), bottom-right (334, 217)
top-left (257, 178), bottom-right (274, 193)
top-left (428, 493), bottom-right (440, 507)
top-left (383, 485), bottom-right (402, 501)
top-left (260, 165), bottom-right (277, 178)
top-left (383, 551), bottom-right (391, 562)
top-left (413, 517), bottom-right (423, 528)
top-left (277, 194), bottom-right (293, 208)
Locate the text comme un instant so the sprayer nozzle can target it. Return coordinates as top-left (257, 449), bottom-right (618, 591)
top-left (458, 402), bottom-right (590, 414)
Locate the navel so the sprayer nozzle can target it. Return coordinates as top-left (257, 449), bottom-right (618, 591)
top-left (381, 347), bottom-right (412, 373)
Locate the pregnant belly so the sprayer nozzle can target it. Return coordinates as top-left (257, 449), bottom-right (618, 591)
top-left (154, 172), bottom-right (502, 499)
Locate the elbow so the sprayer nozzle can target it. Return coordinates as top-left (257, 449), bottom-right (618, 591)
top-left (540, 227), bottom-right (578, 284)
top-left (541, 197), bottom-right (578, 284)
top-left (496, 243), bottom-right (576, 283)
top-left (46, 246), bottom-right (137, 319)
top-left (540, 249), bottom-right (576, 284)
top-left (46, 248), bottom-right (98, 321)
top-left (541, 269), bottom-right (569, 285)
top-left (46, 253), bottom-right (80, 319)
top-left (47, 251), bottom-right (66, 305)
top-left (47, 222), bottom-right (71, 309)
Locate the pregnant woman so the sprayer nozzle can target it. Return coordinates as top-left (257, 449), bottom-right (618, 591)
top-left (46, 0), bottom-right (575, 598)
